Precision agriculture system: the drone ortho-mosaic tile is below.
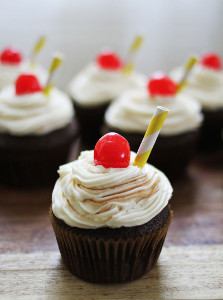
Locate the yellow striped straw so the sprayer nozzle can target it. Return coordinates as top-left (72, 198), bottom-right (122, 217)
top-left (43, 54), bottom-right (64, 96)
top-left (177, 57), bottom-right (197, 93)
top-left (123, 35), bottom-right (144, 75)
top-left (30, 36), bottom-right (47, 66)
top-left (133, 106), bottom-right (169, 168)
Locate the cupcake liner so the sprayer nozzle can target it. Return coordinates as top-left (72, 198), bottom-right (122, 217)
top-left (0, 120), bottom-right (78, 187)
top-left (50, 206), bottom-right (173, 283)
top-left (72, 98), bottom-right (110, 146)
top-left (198, 109), bottom-right (223, 152)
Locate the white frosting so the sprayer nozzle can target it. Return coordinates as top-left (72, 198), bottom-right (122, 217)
top-left (0, 86), bottom-right (74, 135)
top-left (52, 150), bottom-right (172, 229)
top-left (105, 88), bottom-right (203, 136)
top-left (170, 64), bottom-right (223, 110)
top-left (0, 61), bottom-right (48, 90)
top-left (67, 62), bottom-right (146, 106)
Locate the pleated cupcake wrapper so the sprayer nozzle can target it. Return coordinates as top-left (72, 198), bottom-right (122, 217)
top-left (50, 207), bottom-right (173, 283)
top-left (0, 122), bottom-right (77, 187)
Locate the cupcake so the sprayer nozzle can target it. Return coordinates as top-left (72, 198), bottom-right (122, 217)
top-left (50, 132), bottom-right (173, 283)
top-left (104, 73), bottom-right (203, 179)
top-left (0, 47), bottom-right (48, 89)
top-left (0, 73), bottom-right (77, 187)
top-left (67, 49), bottom-right (146, 145)
top-left (171, 53), bottom-right (223, 151)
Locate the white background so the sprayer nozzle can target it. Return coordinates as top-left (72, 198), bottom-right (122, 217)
top-left (1, 0), bottom-right (223, 88)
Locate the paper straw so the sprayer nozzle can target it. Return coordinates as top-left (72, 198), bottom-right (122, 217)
top-left (43, 54), bottom-right (64, 96)
top-left (123, 35), bottom-right (144, 74)
top-left (30, 36), bottom-right (47, 65)
top-left (177, 57), bottom-right (197, 93)
top-left (133, 106), bottom-right (169, 168)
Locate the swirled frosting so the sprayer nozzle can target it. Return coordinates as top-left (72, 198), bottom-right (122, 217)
top-left (0, 61), bottom-right (48, 90)
top-left (105, 88), bottom-right (203, 135)
top-left (170, 64), bottom-right (223, 110)
top-left (0, 86), bottom-right (74, 135)
top-left (67, 62), bottom-right (146, 106)
top-left (52, 150), bottom-right (172, 229)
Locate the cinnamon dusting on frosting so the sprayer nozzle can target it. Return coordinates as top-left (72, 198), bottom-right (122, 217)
top-left (52, 150), bottom-right (172, 229)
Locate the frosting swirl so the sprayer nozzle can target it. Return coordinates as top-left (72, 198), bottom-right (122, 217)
top-left (105, 88), bottom-right (203, 135)
top-left (52, 151), bottom-right (172, 229)
top-left (67, 62), bottom-right (146, 106)
top-left (170, 64), bottom-right (223, 110)
top-left (0, 86), bottom-right (74, 135)
top-left (0, 61), bottom-right (48, 90)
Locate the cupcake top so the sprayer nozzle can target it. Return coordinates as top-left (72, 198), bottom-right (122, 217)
top-left (170, 53), bottom-right (223, 110)
top-left (67, 50), bottom-right (146, 106)
top-left (0, 73), bottom-right (74, 136)
top-left (105, 73), bottom-right (203, 136)
top-left (52, 140), bottom-right (172, 229)
top-left (0, 47), bottom-right (48, 89)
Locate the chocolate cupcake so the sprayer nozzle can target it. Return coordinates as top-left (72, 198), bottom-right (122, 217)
top-left (0, 73), bottom-right (77, 187)
top-left (0, 47), bottom-right (47, 89)
top-left (171, 52), bottom-right (223, 152)
top-left (50, 133), bottom-right (173, 283)
top-left (104, 74), bottom-right (203, 179)
top-left (67, 49), bottom-right (146, 145)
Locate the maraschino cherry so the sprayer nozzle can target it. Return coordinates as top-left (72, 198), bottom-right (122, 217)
top-left (148, 73), bottom-right (178, 97)
top-left (201, 53), bottom-right (221, 71)
top-left (97, 50), bottom-right (122, 70)
top-left (94, 133), bottom-right (130, 168)
top-left (15, 73), bottom-right (42, 95)
top-left (0, 47), bottom-right (22, 65)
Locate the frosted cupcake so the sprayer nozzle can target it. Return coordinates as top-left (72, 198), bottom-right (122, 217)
top-left (171, 53), bottom-right (223, 151)
top-left (0, 73), bottom-right (77, 186)
top-left (0, 47), bottom-right (47, 89)
top-left (104, 73), bottom-right (203, 178)
top-left (50, 132), bottom-right (173, 283)
top-left (67, 49), bottom-right (146, 144)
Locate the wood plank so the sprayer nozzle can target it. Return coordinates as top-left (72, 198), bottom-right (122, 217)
top-left (0, 245), bottom-right (223, 299)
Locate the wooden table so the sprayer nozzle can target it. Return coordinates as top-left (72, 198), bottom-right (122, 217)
top-left (0, 142), bottom-right (223, 299)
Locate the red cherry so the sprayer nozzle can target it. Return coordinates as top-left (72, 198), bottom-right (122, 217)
top-left (97, 50), bottom-right (122, 70)
top-left (201, 53), bottom-right (221, 70)
top-left (15, 73), bottom-right (42, 95)
top-left (0, 47), bottom-right (22, 65)
top-left (148, 73), bottom-right (178, 97)
top-left (94, 133), bottom-right (130, 168)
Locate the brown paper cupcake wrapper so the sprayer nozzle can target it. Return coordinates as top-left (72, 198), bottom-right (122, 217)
top-left (50, 207), bottom-right (173, 283)
top-left (72, 98), bottom-right (110, 146)
top-left (0, 121), bottom-right (78, 187)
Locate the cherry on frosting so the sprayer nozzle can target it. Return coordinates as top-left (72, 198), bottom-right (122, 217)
top-left (97, 50), bottom-right (122, 70)
top-left (15, 73), bottom-right (42, 95)
top-left (94, 132), bottom-right (130, 168)
top-left (201, 53), bottom-right (221, 71)
top-left (148, 73), bottom-right (178, 97)
top-left (0, 47), bottom-right (23, 65)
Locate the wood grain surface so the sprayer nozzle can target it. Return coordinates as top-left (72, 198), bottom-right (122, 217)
top-left (0, 146), bottom-right (222, 299)
top-left (0, 246), bottom-right (223, 299)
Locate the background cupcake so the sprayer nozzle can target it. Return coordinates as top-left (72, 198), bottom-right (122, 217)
top-left (50, 132), bottom-right (173, 283)
top-left (104, 73), bottom-right (203, 179)
top-left (170, 52), bottom-right (223, 152)
top-left (67, 48), bottom-right (146, 145)
top-left (0, 38), bottom-right (48, 90)
top-left (0, 69), bottom-right (77, 187)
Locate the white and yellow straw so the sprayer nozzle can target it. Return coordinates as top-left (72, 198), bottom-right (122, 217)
top-left (123, 35), bottom-right (144, 75)
top-left (43, 54), bottom-right (64, 96)
top-left (133, 106), bottom-right (169, 168)
top-left (30, 36), bottom-right (47, 66)
top-left (177, 56), bottom-right (197, 93)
